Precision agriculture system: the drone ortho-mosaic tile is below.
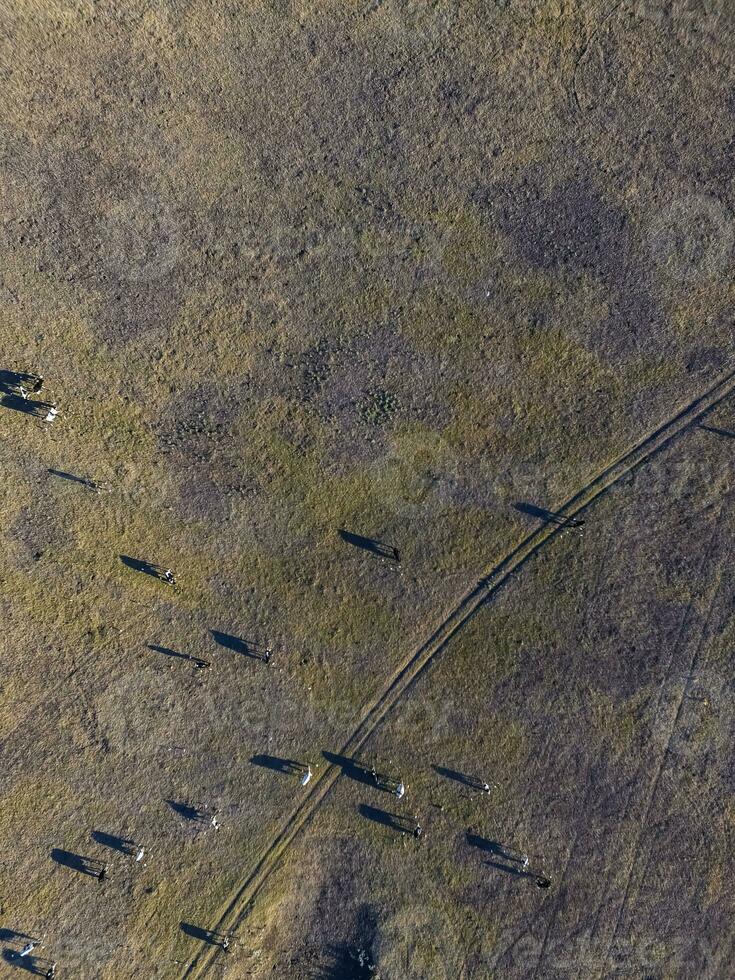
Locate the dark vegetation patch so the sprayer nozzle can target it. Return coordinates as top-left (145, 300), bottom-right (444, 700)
top-left (491, 174), bottom-right (663, 363)
top-left (156, 381), bottom-right (258, 520)
top-left (36, 143), bottom-right (188, 346)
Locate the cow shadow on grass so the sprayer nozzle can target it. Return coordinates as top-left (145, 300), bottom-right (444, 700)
top-left (482, 859), bottom-right (551, 888)
top-left (0, 931), bottom-right (36, 945)
top-left (322, 752), bottom-right (378, 787)
top-left (180, 922), bottom-right (228, 947)
top-left (358, 804), bottom-right (410, 835)
top-left (50, 849), bottom-right (103, 878)
top-left (48, 469), bottom-right (88, 486)
top-left (119, 555), bottom-right (167, 579)
top-left (466, 832), bottom-right (517, 861)
top-left (0, 370), bottom-right (33, 394)
top-left (467, 833), bottom-right (549, 886)
top-left (434, 765), bottom-right (487, 790)
top-left (211, 630), bottom-right (268, 660)
top-left (467, 830), bottom-right (511, 858)
top-left (167, 800), bottom-right (206, 822)
top-left (338, 530), bottom-right (399, 563)
top-left (483, 858), bottom-right (531, 878)
top-left (513, 502), bottom-right (583, 529)
top-left (250, 754), bottom-right (302, 775)
top-left (149, 644), bottom-right (193, 662)
top-left (0, 394), bottom-right (52, 418)
top-left (1, 950), bottom-right (52, 975)
top-left (150, 646), bottom-right (210, 670)
top-left (91, 831), bottom-right (134, 855)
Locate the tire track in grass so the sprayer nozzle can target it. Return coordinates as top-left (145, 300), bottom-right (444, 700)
top-left (529, 775), bottom-right (600, 979)
top-left (180, 366), bottom-right (735, 979)
top-left (584, 501), bottom-right (725, 949)
top-left (595, 506), bottom-right (734, 980)
top-left (570, 0), bottom-right (626, 112)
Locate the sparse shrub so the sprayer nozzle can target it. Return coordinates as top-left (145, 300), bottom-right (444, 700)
top-left (358, 388), bottom-right (400, 426)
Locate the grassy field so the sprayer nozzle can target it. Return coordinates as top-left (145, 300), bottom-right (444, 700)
top-left (1, 1), bottom-right (733, 977)
top-left (248, 420), bottom-right (735, 979)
